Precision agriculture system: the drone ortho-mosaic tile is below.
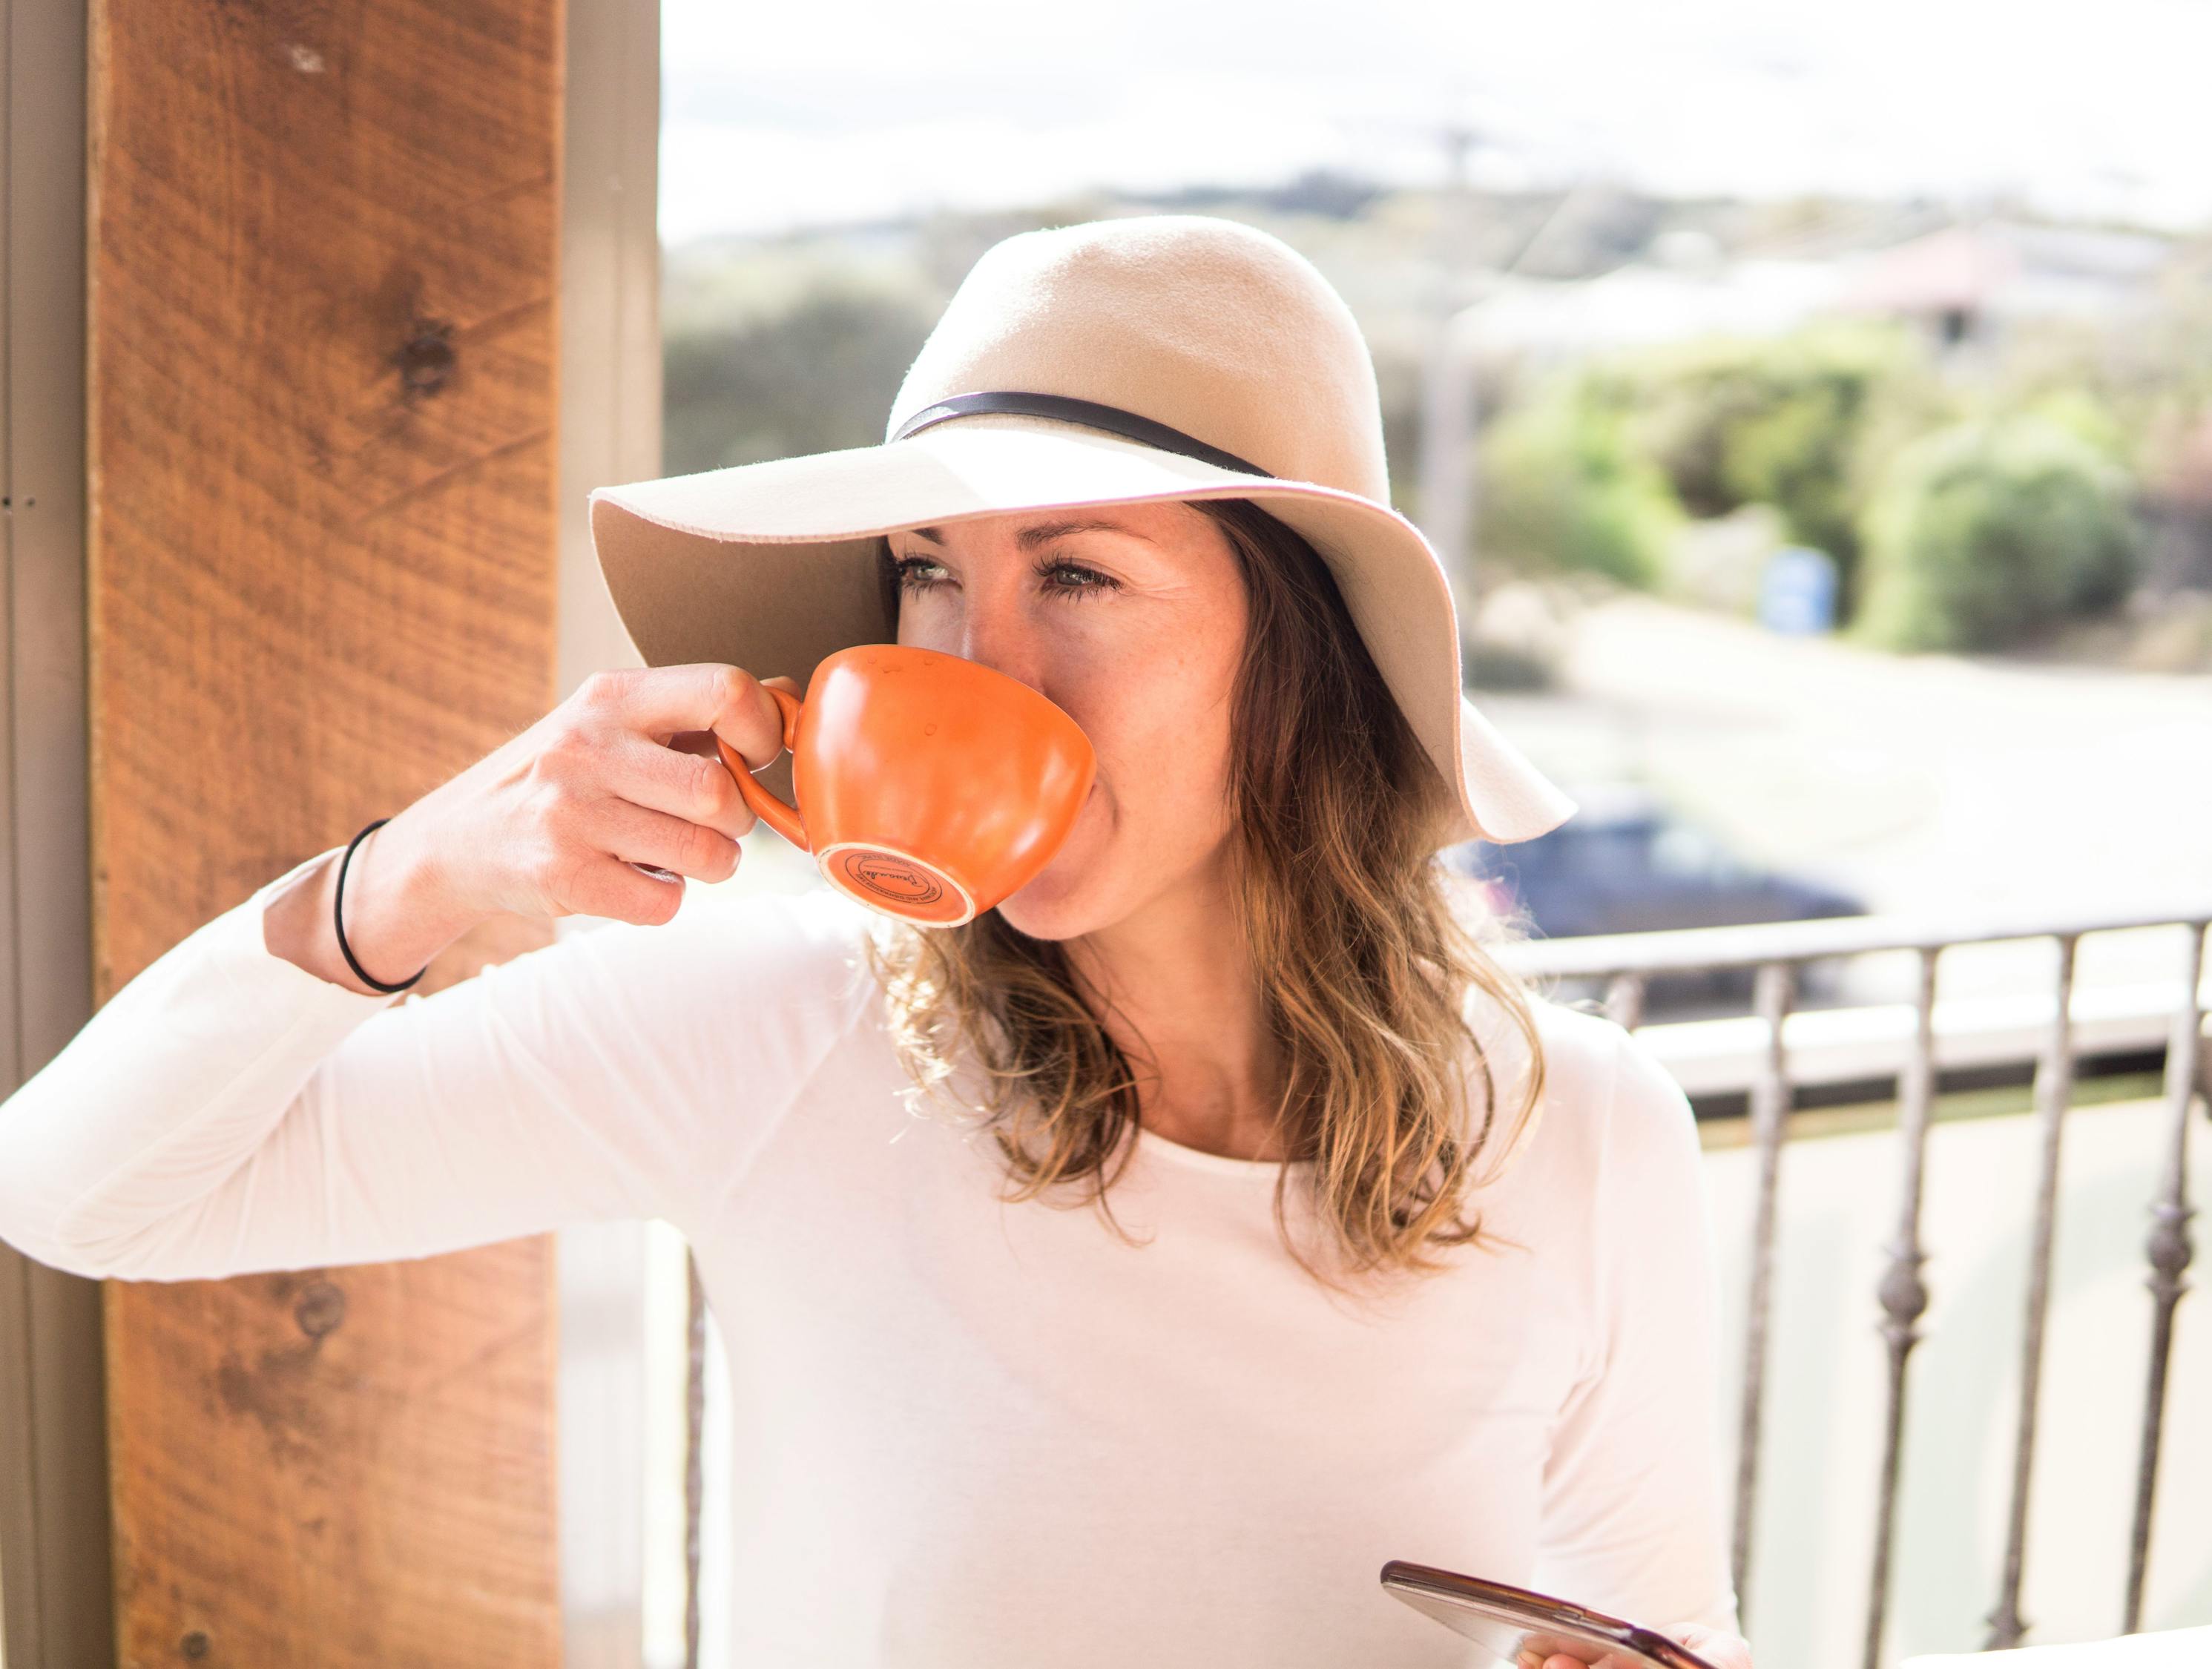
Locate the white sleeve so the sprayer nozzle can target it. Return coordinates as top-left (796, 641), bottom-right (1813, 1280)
top-left (1530, 1023), bottom-right (1742, 1637)
top-left (0, 850), bottom-right (863, 1282)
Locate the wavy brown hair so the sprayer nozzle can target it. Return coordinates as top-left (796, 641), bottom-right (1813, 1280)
top-left (860, 497), bottom-right (1550, 1286)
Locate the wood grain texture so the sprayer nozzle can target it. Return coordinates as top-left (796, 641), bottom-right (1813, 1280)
top-left (102, 1251), bottom-right (560, 1668)
top-left (88, 0), bottom-right (568, 1661)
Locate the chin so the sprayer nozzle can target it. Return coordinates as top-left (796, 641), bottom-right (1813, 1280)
top-left (990, 786), bottom-right (1117, 941)
top-left (991, 866), bottom-right (1112, 942)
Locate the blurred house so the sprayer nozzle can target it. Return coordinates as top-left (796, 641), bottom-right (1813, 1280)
top-left (1831, 218), bottom-right (2176, 349)
top-left (1455, 236), bottom-right (1846, 366)
top-left (1452, 215), bottom-right (2177, 368)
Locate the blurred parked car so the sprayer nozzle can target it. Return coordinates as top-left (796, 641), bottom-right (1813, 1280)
top-left (1443, 782), bottom-right (1866, 1014)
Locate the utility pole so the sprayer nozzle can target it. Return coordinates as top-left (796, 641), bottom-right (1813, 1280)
top-left (1418, 122), bottom-right (1483, 648)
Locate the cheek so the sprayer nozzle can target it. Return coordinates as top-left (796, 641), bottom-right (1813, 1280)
top-left (1071, 651), bottom-right (1237, 834)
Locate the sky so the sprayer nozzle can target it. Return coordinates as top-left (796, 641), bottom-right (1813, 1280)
top-left (658, 0), bottom-right (2212, 246)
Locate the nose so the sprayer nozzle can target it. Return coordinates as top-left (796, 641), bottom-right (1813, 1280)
top-left (949, 587), bottom-right (1052, 699)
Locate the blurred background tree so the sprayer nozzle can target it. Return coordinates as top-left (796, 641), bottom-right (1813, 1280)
top-left (1475, 378), bottom-right (1682, 588)
top-left (663, 269), bottom-right (935, 475)
top-left (1576, 321), bottom-right (1948, 619)
top-left (1850, 414), bottom-right (2140, 652)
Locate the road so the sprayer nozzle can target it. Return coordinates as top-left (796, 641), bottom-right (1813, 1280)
top-left (1475, 593), bottom-right (2212, 1008)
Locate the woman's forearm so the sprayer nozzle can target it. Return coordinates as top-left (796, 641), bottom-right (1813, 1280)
top-left (260, 806), bottom-right (493, 994)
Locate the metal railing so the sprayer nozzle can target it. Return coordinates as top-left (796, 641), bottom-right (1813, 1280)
top-left (1499, 901), bottom-right (2212, 1663)
top-left (672, 901), bottom-right (2212, 1669)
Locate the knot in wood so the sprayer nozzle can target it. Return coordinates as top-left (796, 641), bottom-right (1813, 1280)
top-left (397, 320), bottom-right (456, 395)
top-left (294, 1279), bottom-right (347, 1339)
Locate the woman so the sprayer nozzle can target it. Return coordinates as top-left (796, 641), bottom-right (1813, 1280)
top-left (0, 215), bottom-right (1751, 1669)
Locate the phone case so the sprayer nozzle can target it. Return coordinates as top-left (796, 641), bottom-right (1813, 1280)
top-left (1380, 1560), bottom-right (1721, 1669)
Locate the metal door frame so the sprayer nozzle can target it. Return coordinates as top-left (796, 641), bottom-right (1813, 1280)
top-left (0, 0), bottom-right (109, 1664)
top-left (555, 0), bottom-right (662, 1663)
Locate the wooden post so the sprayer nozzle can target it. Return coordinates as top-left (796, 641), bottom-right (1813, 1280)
top-left (88, 0), bottom-right (567, 1662)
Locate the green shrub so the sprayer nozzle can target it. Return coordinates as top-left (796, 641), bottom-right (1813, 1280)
top-left (662, 283), bottom-right (935, 477)
top-left (1476, 388), bottom-right (1682, 587)
top-left (1851, 415), bottom-right (2140, 652)
top-left (2019, 385), bottom-right (2131, 464)
top-left (1590, 322), bottom-right (1945, 616)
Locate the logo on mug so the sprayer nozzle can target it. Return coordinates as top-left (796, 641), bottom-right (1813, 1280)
top-left (834, 849), bottom-right (946, 907)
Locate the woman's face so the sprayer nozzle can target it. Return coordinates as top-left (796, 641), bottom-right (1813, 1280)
top-left (887, 501), bottom-right (1248, 941)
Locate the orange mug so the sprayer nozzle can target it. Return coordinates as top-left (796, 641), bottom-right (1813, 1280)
top-left (715, 644), bottom-right (1097, 926)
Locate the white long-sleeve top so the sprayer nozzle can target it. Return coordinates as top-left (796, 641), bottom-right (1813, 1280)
top-left (0, 849), bottom-right (1742, 1666)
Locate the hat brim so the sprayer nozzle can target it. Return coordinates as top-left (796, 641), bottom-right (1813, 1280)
top-left (586, 413), bottom-right (1576, 847)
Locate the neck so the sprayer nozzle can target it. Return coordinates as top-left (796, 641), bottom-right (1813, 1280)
top-left (1063, 857), bottom-right (1288, 1163)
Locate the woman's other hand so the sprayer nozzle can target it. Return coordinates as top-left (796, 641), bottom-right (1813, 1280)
top-left (1666, 1622), bottom-right (1752, 1669)
top-left (1520, 1620), bottom-right (1752, 1669)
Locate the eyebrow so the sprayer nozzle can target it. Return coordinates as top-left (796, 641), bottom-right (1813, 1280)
top-left (903, 519), bottom-right (1159, 550)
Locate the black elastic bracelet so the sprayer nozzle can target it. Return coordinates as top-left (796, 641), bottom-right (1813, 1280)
top-left (335, 818), bottom-right (427, 994)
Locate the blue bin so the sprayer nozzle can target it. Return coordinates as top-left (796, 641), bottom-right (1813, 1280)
top-left (1759, 544), bottom-right (1838, 634)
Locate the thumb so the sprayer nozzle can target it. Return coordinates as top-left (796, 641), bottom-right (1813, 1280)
top-left (1668, 1624), bottom-right (1752, 1669)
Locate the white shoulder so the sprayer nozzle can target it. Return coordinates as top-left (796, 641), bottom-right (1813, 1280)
top-left (1462, 987), bottom-right (1685, 1189)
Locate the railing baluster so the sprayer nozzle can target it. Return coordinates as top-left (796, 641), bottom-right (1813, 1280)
top-left (685, 1245), bottom-right (708, 1669)
top-left (1604, 970), bottom-right (1648, 1034)
top-left (1984, 933), bottom-right (2079, 1650)
top-left (1731, 958), bottom-right (1797, 1630)
top-left (2122, 920), bottom-right (2208, 1631)
top-left (1863, 946), bottom-right (1941, 1669)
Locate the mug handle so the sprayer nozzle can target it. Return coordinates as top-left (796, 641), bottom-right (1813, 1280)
top-left (715, 683), bottom-right (809, 852)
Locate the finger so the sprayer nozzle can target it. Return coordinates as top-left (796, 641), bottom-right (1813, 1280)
top-left (722, 673), bottom-right (803, 768)
top-left (605, 732), bottom-right (756, 843)
top-left (595, 663), bottom-right (790, 763)
top-left (662, 671), bottom-right (802, 761)
top-left (558, 852), bottom-right (688, 926)
top-left (1670, 1628), bottom-right (1749, 1669)
top-left (582, 795), bottom-right (741, 885)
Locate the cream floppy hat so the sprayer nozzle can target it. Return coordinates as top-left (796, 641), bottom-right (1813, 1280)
top-left (586, 213), bottom-right (1576, 848)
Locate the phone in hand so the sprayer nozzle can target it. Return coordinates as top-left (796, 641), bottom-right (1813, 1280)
top-left (1381, 1561), bottom-right (1721, 1669)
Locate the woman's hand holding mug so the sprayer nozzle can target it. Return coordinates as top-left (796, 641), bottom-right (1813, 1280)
top-left (263, 663), bottom-right (800, 994)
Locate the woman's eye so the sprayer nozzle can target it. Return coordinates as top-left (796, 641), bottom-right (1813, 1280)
top-left (1036, 558), bottom-right (1119, 599)
top-left (892, 555), bottom-right (945, 590)
top-left (892, 553), bottom-right (1119, 601)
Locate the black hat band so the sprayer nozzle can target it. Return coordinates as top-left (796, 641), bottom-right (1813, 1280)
top-left (889, 390), bottom-right (1274, 480)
